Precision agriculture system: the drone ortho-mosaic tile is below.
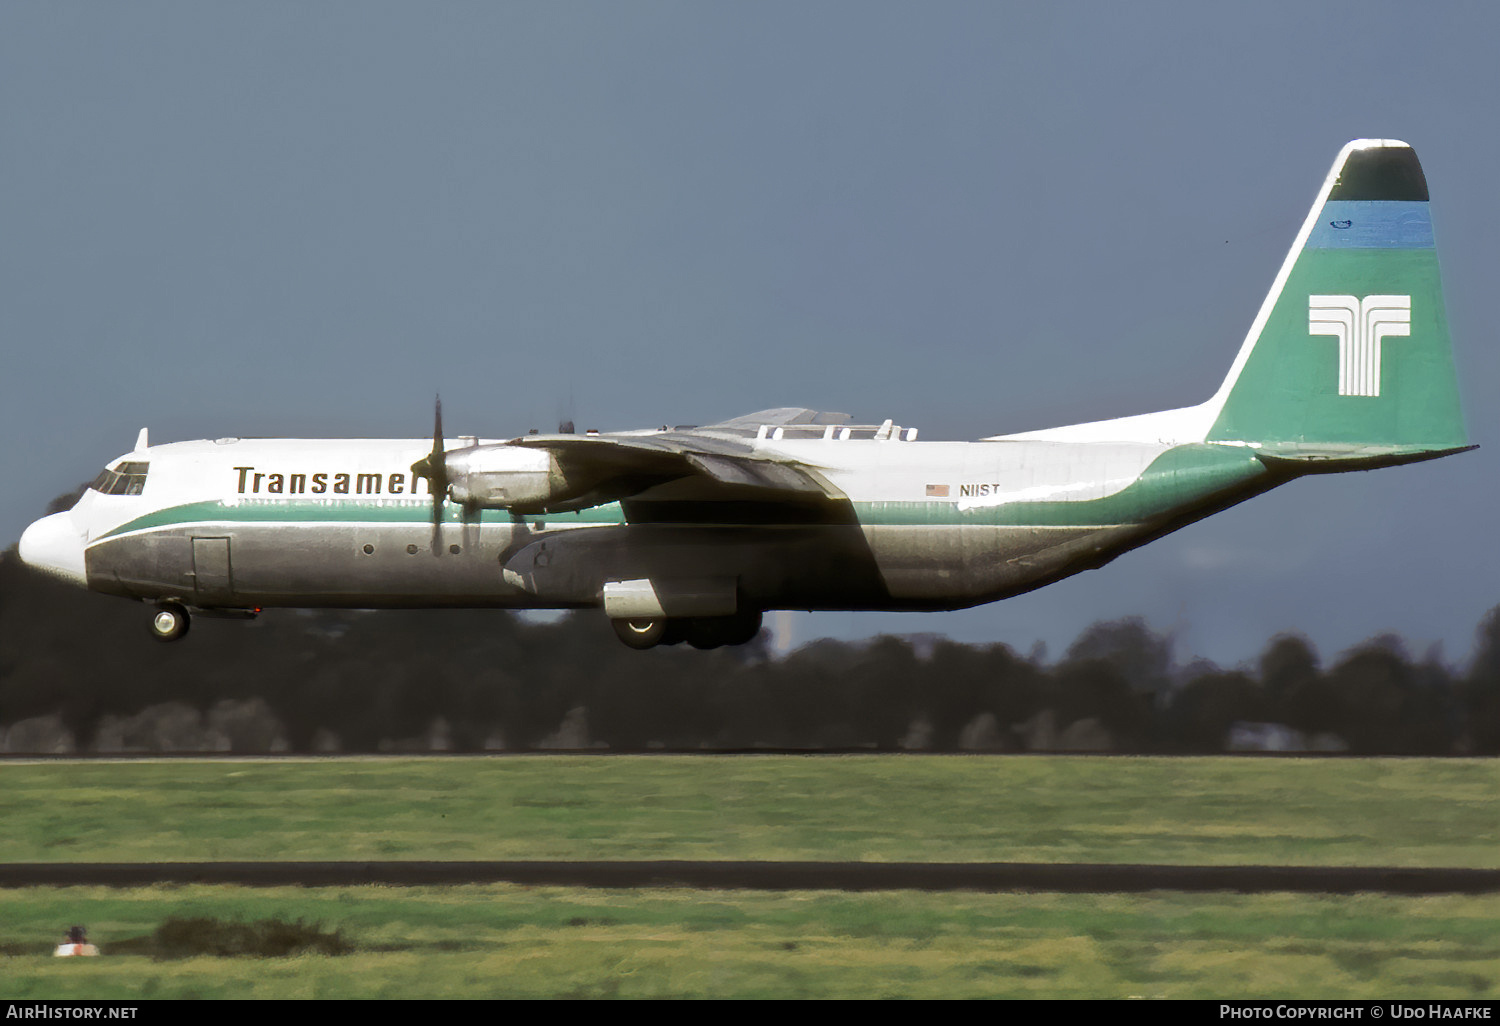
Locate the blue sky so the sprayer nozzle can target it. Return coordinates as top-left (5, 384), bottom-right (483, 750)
top-left (3, 2), bottom-right (1496, 668)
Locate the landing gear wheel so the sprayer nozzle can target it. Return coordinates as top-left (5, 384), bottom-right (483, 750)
top-left (683, 611), bottom-right (764, 650)
top-left (722, 610), bottom-right (763, 647)
top-left (149, 603), bottom-right (191, 643)
top-left (611, 617), bottom-right (667, 650)
top-left (685, 619), bottom-right (726, 650)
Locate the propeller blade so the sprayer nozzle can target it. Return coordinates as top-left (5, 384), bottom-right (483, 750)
top-left (410, 395), bottom-right (449, 555)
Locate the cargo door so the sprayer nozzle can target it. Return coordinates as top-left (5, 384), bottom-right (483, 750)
top-left (191, 537), bottom-right (234, 604)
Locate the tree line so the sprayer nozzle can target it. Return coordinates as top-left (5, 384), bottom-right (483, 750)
top-left (1, 547), bottom-right (1496, 755)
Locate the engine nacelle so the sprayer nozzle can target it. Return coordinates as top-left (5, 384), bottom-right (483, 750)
top-left (444, 444), bottom-right (566, 510)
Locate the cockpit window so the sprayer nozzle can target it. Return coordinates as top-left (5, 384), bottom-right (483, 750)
top-left (90, 461), bottom-right (150, 496)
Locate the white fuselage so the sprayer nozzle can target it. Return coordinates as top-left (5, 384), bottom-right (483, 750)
top-left (22, 430), bottom-right (1273, 616)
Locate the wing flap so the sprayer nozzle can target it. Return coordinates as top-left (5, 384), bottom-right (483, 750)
top-left (683, 452), bottom-right (829, 494)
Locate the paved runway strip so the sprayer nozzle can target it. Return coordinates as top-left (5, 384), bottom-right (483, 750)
top-left (1, 861), bottom-right (1496, 893)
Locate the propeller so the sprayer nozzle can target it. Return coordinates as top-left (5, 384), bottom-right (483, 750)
top-left (409, 395), bottom-right (540, 559)
top-left (410, 396), bottom-right (449, 555)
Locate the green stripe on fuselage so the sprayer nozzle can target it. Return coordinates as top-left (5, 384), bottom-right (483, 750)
top-left (97, 445), bottom-right (1266, 538)
top-left (96, 499), bottom-right (633, 541)
top-left (856, 444), bottom-right (1265, 526)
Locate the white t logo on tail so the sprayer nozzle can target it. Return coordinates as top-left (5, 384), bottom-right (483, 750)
top-left (1308, 295), bottom-right (1411, 397)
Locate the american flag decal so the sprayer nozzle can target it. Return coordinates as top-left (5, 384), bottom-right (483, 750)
top-left (926, 484), bottom-right (950, 497)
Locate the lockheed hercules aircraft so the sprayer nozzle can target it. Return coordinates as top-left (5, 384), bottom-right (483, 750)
top-left (20, 140), bottom-right (1471, 649)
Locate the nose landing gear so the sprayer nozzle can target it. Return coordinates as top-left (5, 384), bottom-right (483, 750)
top-left (148, 602), bottom-right (191, 643)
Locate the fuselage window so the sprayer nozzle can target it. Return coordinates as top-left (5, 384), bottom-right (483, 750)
top-left (89, 462), bottom-right (150, 496)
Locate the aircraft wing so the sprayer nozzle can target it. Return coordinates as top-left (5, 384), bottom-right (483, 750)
top-left (501, 428), bottom-right (838, 513)
top-left (699, 407), bottom-right (849, 430)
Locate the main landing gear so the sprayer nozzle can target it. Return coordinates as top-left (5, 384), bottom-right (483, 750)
top-left (610, 611), bottom-right (763, 651)
top-left (147, 602), bottom-right (260, 642)
top-left (149, 602), bottom-right (191, 643)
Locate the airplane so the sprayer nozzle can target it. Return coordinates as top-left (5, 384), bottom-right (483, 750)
top-left (18, 139), bottom-right (1472, 650)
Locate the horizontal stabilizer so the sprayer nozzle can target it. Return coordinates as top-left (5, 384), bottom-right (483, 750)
top-left (1253, 442), bottom-right (1476, 474)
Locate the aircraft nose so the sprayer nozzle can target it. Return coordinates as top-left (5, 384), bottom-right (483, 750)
top-left (19, 512), bottom-right (88, 587)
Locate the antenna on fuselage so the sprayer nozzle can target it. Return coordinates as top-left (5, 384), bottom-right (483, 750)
top-left (134, 428), bottom-right (149, 452)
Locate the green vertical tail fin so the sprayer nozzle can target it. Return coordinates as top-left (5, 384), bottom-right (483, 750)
top-left (1205, 139), bottom-right (1469, 458)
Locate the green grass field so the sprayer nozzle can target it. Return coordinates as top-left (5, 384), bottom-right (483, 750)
top-left (4, 886), bottom-right (1499, 999)
top-left (3, 755), bottom-right (1495, 866)
top-left (1, 755), bottom-right (1496, 998)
